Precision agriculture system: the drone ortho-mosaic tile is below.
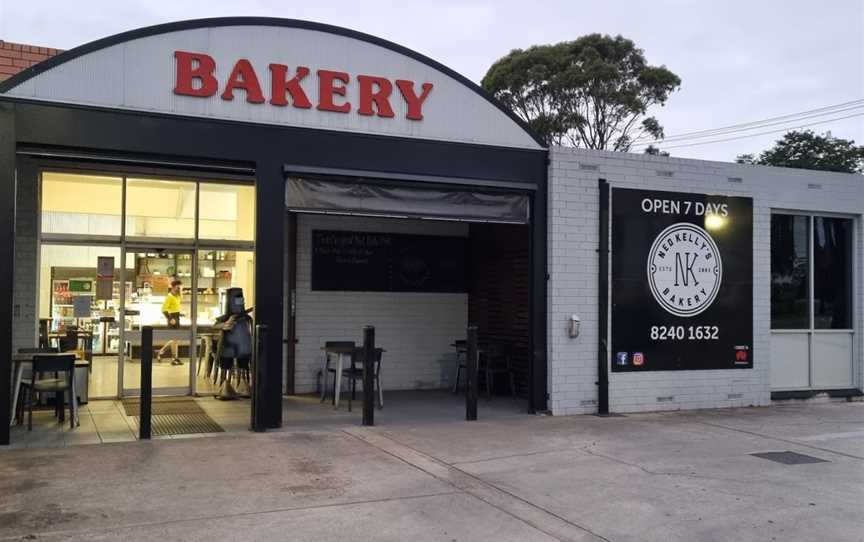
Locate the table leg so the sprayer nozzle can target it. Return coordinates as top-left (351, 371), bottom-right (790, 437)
top-left (10, 361), bottom-right (23, 426)
top-left (319, 354), bottom-right (329, 403)
top-left (333, 354), bottom-right (343, 410)
top-left (70, 372), bottom-right (79, 428)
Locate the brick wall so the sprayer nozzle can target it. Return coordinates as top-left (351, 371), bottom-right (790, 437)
top-left (13, 167), bottom-right (38, 351)
top-left (548, 147), bottom-right (864, 415)
top-left (468, 223), bottom-right (530, 396)
top-left (292, 214), bottom-right (468, 394)
top-left (0, 41), bottom-right (62, 81)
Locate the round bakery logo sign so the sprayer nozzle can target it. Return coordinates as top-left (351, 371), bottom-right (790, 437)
top-left (647, 223), bottom-right (722, 317)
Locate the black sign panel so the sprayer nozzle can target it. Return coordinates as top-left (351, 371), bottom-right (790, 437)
top-left (611, 188), bottom-right (753, 371)
top-left (311, 230), bottom-right (467, 293)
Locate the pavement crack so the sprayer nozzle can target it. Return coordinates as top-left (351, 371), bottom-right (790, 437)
top-left (343, 428), bottom-right (612, 542)
top-left (450, 448), bottom-right (575, 467)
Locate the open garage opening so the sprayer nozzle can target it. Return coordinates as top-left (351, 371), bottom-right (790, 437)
top-left (283, 174), bottom-right (535, 423)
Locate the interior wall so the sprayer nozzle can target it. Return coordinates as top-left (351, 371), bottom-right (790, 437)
top-left (292, 214), bottom-right (468, 394)
top-left (468, 223), bottom-right (531, 396)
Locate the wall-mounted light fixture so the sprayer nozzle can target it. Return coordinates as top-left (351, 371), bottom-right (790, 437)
top-left (568, 314), bottom-right (581, 338)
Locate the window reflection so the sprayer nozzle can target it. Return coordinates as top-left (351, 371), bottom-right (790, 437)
top-left (41, 172), bottom-right (123, 236)
top-left (199, 183), bottom-right (255, 241)
top-left (770, 214), bottom-right (809, 329)
top-left (125, 178), bottom-right (196, 239)
top-left (814, 217), bottom-right (852, 329)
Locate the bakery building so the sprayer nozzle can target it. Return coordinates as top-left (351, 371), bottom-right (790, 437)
top-left (0, 18), bottom-right (860, 446)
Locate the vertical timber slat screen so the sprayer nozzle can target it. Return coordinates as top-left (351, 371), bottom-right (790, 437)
top-left (468, 223), bottom-right (530, 397)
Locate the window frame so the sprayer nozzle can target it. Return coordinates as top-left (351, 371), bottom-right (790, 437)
top-left (770, 210), bottom-right (856, 334)
top-left (39, 164), bottom-right (255, 248)
top-left (37, 162), bottom-right (256, 398)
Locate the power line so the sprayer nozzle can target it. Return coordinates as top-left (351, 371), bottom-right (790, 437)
top-left (631, 98), bottom-right (864, 145)
top-left (634, 111), bottom-right (864, 151)
top-left (634, 103), bottom-right (864, 146)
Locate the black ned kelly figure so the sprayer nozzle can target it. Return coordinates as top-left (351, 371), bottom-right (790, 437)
top-left (214, 287), bottom-right (253, 400)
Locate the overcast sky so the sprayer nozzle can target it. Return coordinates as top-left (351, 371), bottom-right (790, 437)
top-left (2, 0), bottom-right (862, 162)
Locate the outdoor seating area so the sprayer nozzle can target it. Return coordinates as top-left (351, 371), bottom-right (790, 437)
top-left (5, 389), bottom-right (527, 449)
top-left (317, 336), bottom-right (521, 412)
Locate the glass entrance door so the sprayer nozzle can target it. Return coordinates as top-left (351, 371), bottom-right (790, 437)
top-left (120, 247), bottom-right (196, 396)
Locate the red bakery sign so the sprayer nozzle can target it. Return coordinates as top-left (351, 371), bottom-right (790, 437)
top-left (173, 51), bottom-right (434, 121)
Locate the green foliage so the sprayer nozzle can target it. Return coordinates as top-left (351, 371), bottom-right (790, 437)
top-left (736, 130), bottom-right (864, 173)
top-left (481, 34), bottom-right (681, 150)
top-left (643, 145), bottom-right (669, 156)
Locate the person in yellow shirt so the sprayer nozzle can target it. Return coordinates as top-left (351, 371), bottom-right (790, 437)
top-left (157, 280), bottom-right (183, 365)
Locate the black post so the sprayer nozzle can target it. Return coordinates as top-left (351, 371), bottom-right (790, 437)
top-left (251, 324), bottom-right (268, 432)
top-left (0, 104), bottom-right (15, 446)
top-left (362, 326), bottom-right (375, 426)
top-left (139, 326), bottom-right (152, 440)
top-left (597, 179), bottom-right (610, 416)
top-left (466, 325), bottom-right (478, 421)
top-left (255, 161), bottom-right (285, 429)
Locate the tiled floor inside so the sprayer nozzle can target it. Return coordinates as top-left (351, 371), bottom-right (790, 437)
top-left (6, 390), bottom-right (528, 449)
top-left (7, 396), bottom-right (252, 449)
top-left (86, 355), bottom-right (218, 398)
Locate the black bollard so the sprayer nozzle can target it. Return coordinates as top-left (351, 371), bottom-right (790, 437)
top-left (362, 326), bottom-right (375, 426)
top-left (251, 324), bottom-right (267, 432)
top-left (139, 326), bottom-right (152, 440)
top-left (466, 325), bottom-right (478, 421)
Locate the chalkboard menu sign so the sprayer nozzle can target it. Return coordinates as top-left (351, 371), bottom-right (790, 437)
top-left (312, 230), bottom-right (467, 293)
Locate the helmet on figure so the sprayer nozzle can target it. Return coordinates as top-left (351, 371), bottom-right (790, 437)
top-left (224, 287), bottom-right (246, 316)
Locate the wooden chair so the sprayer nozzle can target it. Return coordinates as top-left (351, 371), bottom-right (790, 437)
top-left (27, 354), bottom-right (77, 430)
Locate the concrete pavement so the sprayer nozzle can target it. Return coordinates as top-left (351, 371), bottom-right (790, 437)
top-left (1, 401), bottom-right (862, 541)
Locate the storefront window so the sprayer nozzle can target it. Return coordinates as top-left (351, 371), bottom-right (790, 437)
top-left (195, 249), bottom-right (255, 395)
top-left (771, 214), bottom-right (855, 331)
top-left (770, 214), bottom-right (810, 329)
top-left (41, 172), bottom-right (122, 236)
top-left (39, 244), bottom-right (129, 398)
top-left (199, 183), bottom-right (256, 241)
top-left (125, 178), bottom-right (196, 239)
top-left (814, 217), bottom-right (853, 329)
top-left (38, 170), bottom-right (255, 398)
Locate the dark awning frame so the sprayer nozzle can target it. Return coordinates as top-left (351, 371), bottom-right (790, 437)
top-left (285, 176), bottom-right (531, 224)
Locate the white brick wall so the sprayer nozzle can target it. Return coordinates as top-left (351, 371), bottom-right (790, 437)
top-left (548, 148), bottom-right (864, 415)
top-left (13, 171), bottom-right (37, 351)
top-left (292, 214), bottom-right (468, 394)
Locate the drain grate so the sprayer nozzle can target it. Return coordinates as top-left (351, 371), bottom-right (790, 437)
top-left (750, 451), bottom-right (828, 465)
top-left (130, 413), bottom-right (224, 436)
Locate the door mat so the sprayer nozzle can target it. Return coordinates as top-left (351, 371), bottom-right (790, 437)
top-left (130, 413), bottom-right (225, 436)
top-left (121, 396), bottom-right (206, 416)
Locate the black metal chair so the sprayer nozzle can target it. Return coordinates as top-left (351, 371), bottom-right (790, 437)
top-left (340, 347), bottom-right (385, 412)
top-left (27, 354), bottom-right (77, 430)
top-left (451, 340), bottom-right (467, 393)
top-left (59, 327), bottom-right (79, 353)
top-left (38, 319), bottom-right (51, 349)
top-left (14, 347), bottom-right (59, 424)
top-left (482, 342), bottom-right (517, 400)
top-left (452, 340), bottom-right (516, 399)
